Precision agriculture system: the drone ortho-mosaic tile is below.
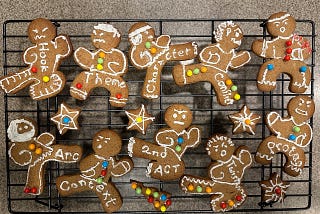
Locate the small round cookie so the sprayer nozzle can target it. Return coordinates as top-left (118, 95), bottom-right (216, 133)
top-left (125, 104), bottom-right (155, 134)
top-left (70, 23), bottom-right (129, 107)
top-left (50, 102), bottom-right (81, 135)
top-left (128, 104), bottom-right (201, 181)
top-left (7, 117), bottom-right (82, 195)
top-left (255, 95), bottom-right (315, 177)
top-left (0, 18), bottom-right (72, 100)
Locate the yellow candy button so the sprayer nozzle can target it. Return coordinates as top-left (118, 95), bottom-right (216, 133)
top-left (145, 188), bottom-right (152, 195)
top-left (234, 94), bottom-right (241, 101)
top-left (99, 52), bottom-right (106, 58)
top-left (42, 76), bottom-right (50, 83)
top-left (186, 70), bottom-right (193, 77)
top-left (160, 205), bottom-right (166, 212)
top-left (200, 66), bottom-right (208, 73)
top-left (97, 64), bottom-right (103, 70)
top-left (136, 117), bottom-right (143, 123)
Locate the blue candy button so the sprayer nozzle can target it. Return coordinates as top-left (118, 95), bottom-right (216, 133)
top-left (288, 134), bottom-right (296, 141)
top-left (267, 64), bottom-right (274, 70)
top-left (299, 66), bottom-right (307, 73)
top-left (177, 137), bottom-right (184, 144)
top-left (102, 160), bottom-right (109, 168)
top-left (62, 116), bottom-right (71, 124)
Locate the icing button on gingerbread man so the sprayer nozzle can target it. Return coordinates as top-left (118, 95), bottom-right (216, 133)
top-left (255, 95), bottom-right (315, 177)
top-left (173, 21), bottom-right (251, 106)
top-left (128, 22), bottom-right (198, 99)
top-left (180, 134), bottom-right (252, 212)
top-left (7, 117), bottom-right (82, 195)
top-left (70, 23), bottom-right (129, 107)
top-left (0, 18), bottom-right (72, 100)
top-left (56, 129), bottom-right (133, 213)
top-left (128, 104), bottom-right (201, 181)
top-left (252, 12), bottom-right (312, 93)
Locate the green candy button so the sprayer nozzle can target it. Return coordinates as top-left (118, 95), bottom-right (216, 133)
top-left (231, 85), bottom-right (238, 92)
top-left (135, 187), bottom-right (142, 194)
top-left (175, 145), bottom-right (182, 152)
top-left (196, 186), bottom-right (202, 192)
top-left (153, 191), bottom-right (159, 198)
top-left (97, 58), bottom-right (104, 64)
top-left (145, 41), bottom-right (151, 49)
top-left (193, 68), bottom-right (200, 75)
top-left (293, 126), bottom-right (300, 132)
top-left (96, 177), bottom-right (103, 184)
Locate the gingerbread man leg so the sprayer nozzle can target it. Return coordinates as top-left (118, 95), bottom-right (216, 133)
top-left (95, 182), bottom-right (122, 213)
top-left (255, 136), bottom-right (305, 176)
top-left (0, 68), bottom-right (33, 94)
top-left (257, 59), bottom-right (310, 93)
top-left (173, 64), bottom-right (239, 105)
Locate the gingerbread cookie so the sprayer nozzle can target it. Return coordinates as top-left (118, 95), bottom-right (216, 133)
top-left (228, 105), bottom-right (261, 135)
top-left (180, 134), bottom-right (252, 212)
top-left (131, 180), bottom-right (172, 212)
top-left (252, 12), bottom-right (312, 93)
top-left (7, 117), bottom-right (82, 195)
top-left (255, 95), bottom-right (314, 177)
top-left (0, 18), bottom-right (72, 100)
top-left (173, 21), bottom-right (251, 106)
top-left (70, 23), bottom-right (128, 107)
top-left (259, 172), bottom-right (290, 207)
top-left (50, 102), bottom-right (81, 135)
top-left (125, 104), bottom-right (155, 134)
top-left (128, 104), bottom-right (201, 181)
top-left (128, 22), bottom-right (198, 99)
top-left (56, 129), bottom-right (133, 213)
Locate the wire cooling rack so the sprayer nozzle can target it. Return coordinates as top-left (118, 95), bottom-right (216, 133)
top-left (3, 18), bottom-right (315, 213)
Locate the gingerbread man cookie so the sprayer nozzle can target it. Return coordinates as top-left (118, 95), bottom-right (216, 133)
top-left (180, 135), bottom-right (252, 212)
top-left (0, 18), bottom-right (72, 100)
top-left (7, 117), bottom-right (82, 195)
top-left (259, 172), bottom-right (290, 207)
top-left (128, 104), bottom-right (201, 181)
top-left (128, 22), bottom-right (198, 99)
top-left (252, 12), bottom-right (312, 93)
top-left (56, 129), bottom-right (133, 213)
top-left (255, 96), bottom-right (314, 177)
top-left (70, 23), bottom-right (128, 107)
top-left (173, 21), bottom-right (251, 106)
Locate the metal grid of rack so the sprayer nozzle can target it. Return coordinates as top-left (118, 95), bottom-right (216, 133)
top-left (3, 18), bottom-right (315, 213)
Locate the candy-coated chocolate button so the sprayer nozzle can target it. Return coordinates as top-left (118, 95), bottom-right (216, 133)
top-left (97, 64), bottom-right (103, 70)
top-left (116, 93), bottom-right (122, 99)
top-left (186, 70), bottom-right (193, 77)
top-left (35, 147), bottom-right (42, 155)
top-left (96, 177), bottom-right (103, 184)
top-left (135, 187), bottom-right (142, 194)
top-left (131, 182), bottom-right (137, 189)
top-left (160, 205), bottom-right (166, 212)
top-left (160, 194), bottom-right (167, 201)
top-left (267, 64), bottom-right (274, 70)
top-left (148, 196), bottom-right (154, 203)
top-left (42, 76), bottom-right (50, 83)
top-left (62, 116), bottom-right (71, 124)
top-left (299, 66), bottom-right (307, 73)
top-left (187, 184), bottom-right (194, 191)
top-left (245, 119), bottom-right (251, 125)
top-left (99, 52), bottom-right (106, 58)
top-left (145, 41), bottom-right (151, 49)
top-left (150, 47), bottom-right (157, 54)
top-left (145, 188), bottom-right (152, 195)
top-left (231, 85), bottom-right (238, 92)
top-left (286, 48), bottom-right (292, 54)
top-left (193, 68), bottom-right (200, 75)
top-left (200, 66), bottom-right (208, 73)
top-left (228, 200), bottom-right (235, 207)
top-left (165, 199), bottom-right (172, 206)
top-left (136, 117), bottom-right (143, 123)
top-left (293, 126), bottom-right (300, 132)
top-left (31, 187), bottom-right (37, 194)
top-left (76, 83), bottom-right (82, 89)
top-left (31, 67), bottom-right (37, 73)
top-left (153, 191), bottom-right (159, 198)
top-left (28, 143), bottom-right (36, 151)
top-left (153, 200), bottom-right (160, 208)
top-left (196, 186), bottom-right (202, 193)
top-left (175, 145), bottom-right (182, 152)
top-left (225, 79), bottom-right (233, 86)
top-left (24, 187), bottom-right (31, 193)
top-left (288, 134), bottom-right (296, 140)
top-left (235, 195), bottom-right (242, 201)
top-left (275, 187), bottom-right (281, 195)
top-left (97, 58), bottom-right (104, 64)
top-left (205, 186), bottom-right (212, 193)
top-left (234, 94), bottom-right (241, 101)
top-left (286, 40), bottom-right (292, 46)
top-left (284, 55), bottom-right (291, 61)
top-left (101, 169), bottom-right (107, 176)
top-left (177, 137), bottom-right (184, 144)
top-left (102, 160), bottom-right (109, 168)
top-left (220, 202), bottom-right (227, 209)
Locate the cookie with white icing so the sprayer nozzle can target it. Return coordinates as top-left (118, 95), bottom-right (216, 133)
top-left (173, 21), bottom-right (251, 106)
top-left (228, 105), bottom-right (261, 135)
top-left (252, 12), bottom-right (312, 93)
top-left (255, 95), bottom-right (314, 176)
top-left (50, 102), bottom-right (81, 135)
top-left (7, 117), bottom-right (82, 195)
top-left (128, 22), bottom-right (198, 99)
top-left (0, 18), bottom-right (72, 100)
top-left (180, 134), bottom-right (252, 212)
top-left (125, 104), bottom-right (155, 134)
top-left (70, 23), bottom-right (129, 107)
top-left (56, 129), bottom-right (133, 213)
top-left (128, 104), bottom-right (201, 181)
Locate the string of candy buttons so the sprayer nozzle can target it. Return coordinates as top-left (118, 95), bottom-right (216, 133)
top-left (96, 160), bottom-right (109, 184)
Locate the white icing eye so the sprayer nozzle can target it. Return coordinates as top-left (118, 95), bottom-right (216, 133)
top-left (298, 103), bottom-right (302, 106)
top-left (93, 30), bottom-right (97, 35)
top-left (100, 32), bottom-right (104, 36)
top-left (18, 127), bottom-right (23, 131)
top-left (221, 150), bottom-right (226, 157)
top-left (215, 149), bottom-right (218, 152)
top-left (235, 32), bottom-right (239, 37)
top-left (24, 126), bottom-right (28, 129)
top-left (32, 29), bottom-right (38, 33)
top-left (97, 144), bottom-right (102, 149)
top-left (173, 113), bottom-right (177, 119)
top-left (42, 27), bottom-right (48, 32)
top-left (182, 114), bottom-right (186, 119)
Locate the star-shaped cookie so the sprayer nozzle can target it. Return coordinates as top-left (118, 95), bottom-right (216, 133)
top-left (125, 104), bottom-right (155, 134)
top-left (51, 102), bottom-right (81, 135)
top-left (228, 105), bottom-right (261, 135)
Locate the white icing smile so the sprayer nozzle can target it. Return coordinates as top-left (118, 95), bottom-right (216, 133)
top-left (295, 108), bottom-right (307, 116)
top-left (174, 121), bottom-right (185, 125)
top-left (93, 38), bottom-right (106, 43)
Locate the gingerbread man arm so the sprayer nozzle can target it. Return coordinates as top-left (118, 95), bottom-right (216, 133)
top-left (234, 146), bottom-right (252, 173)
top-left (36, 133), bottom-right (55, 146)
top-left (266, 112), bottom-right (283, 135)
top-left (79, 154), bottom-right (99, 178)
top-left (54, 34), bottom-right (72, 57)
top-left (295, 125), bottom-right (312, 147)
top-left (230, 51), bottom-right (251, 69)
top-left (183, 126), bottom-right (201, 149)
top-left (106, 49), bottom-right (128, 75)
top-left (156, 35), bottom-right (171, 48)
top-left (110, 157), bottom-right (133, 177)
top-left (252, 39), bottom-right (281, 58)
top-left (155, 128), bottom-right (179, 147)
top-left (74, 47), bottom-right (95, 70)
top-left (23, 46), bottom-right (38, 65)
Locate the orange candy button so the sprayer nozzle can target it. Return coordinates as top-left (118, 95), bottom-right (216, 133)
top-left (205, 186), bottom-right (212, 193)
top-left (200, 66), bottom-right (208, 73)
top-left (35, 147), bottom-right (43, 155)
top-left (28, 143), bottom-right (36, 151)
top-left (99, 52), bottom-right (106, 58)
top-left (154, 200), bottom-right (160, 208)
top-left (187, 184), bottom-right (194, 191)
top-left (150, 47), bottom-right (157, 54)
top-left (131, 182), bottom-right (137, 189)
top-left (245, 119), bottom-right (251, 125)
top-left (225, 79), bottom-right (233, 86)
top-left (228, 200), bottom-right (235, 207)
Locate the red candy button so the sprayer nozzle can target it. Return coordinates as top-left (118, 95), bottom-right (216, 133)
top-left (24, 187), bottom-right (31, 193)
top-left (165, 199), bottom-right (172, 206)
top-left (116, 93), bottom-right (122, 99)
top-left (286, 48), bottom-right (292, 54)
top-left (76, 83), bottom-right (82, 89)
top-left (31, 187), bottom-right (37, 194)
top-left (101, 169), bottom-right (107, 176)
top-left (275, 187), bottom-right (281, 195)
top-left (220, 202), bottom-right (227, 209)
top-left (31, 67), bottom-right (37, 73)
top-left (235, 195), bottom-right (242, 201)
top-left (148, 196), bottom-right (154, 203)
top-left (284, 55), bottom-right (291, 61)
top-left (286, 40), bottom-right (292, 46)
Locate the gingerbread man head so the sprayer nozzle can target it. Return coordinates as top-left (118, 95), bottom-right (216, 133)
top-left (214, 21), bottom-right (243, 50)
top-left (91, 23), bottom-right (121, 50)
top-left (207, 134), bottom-right (234, 162)
top-left (28, 18), bottom-right (56, 44)
top-left (164, 104), bottom-right (193, 133)
top-left (8, 118), bottom-right (37, 143)
top-left (266, 12), bottom-right (296, 37)
top-left (92, 129), bottom-right (122, 157)
top-left (287, 95), bottom-right (315, 124)
top-left (128, 22), bottom-right (155, 46)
